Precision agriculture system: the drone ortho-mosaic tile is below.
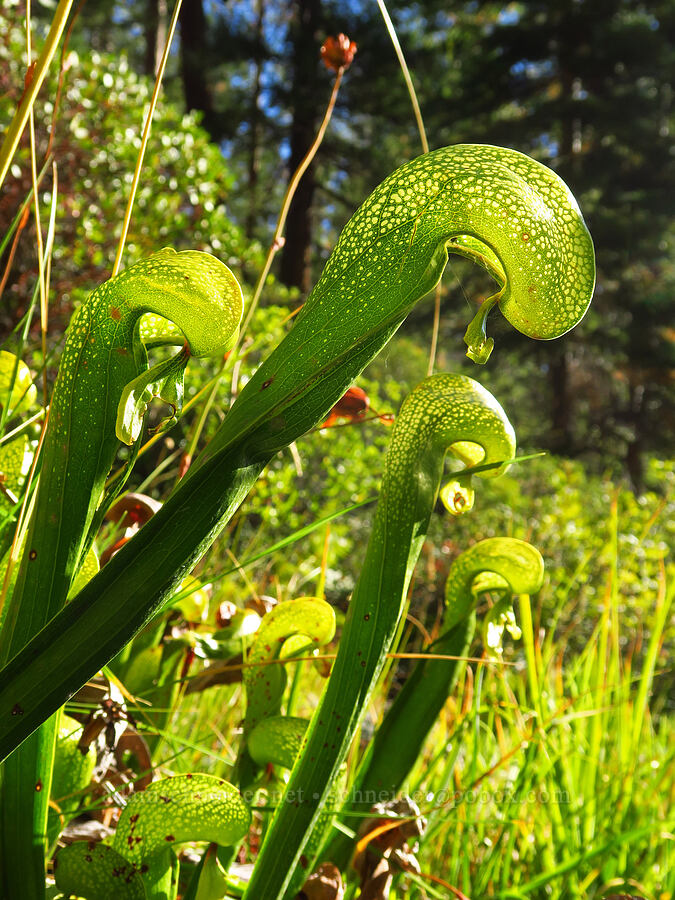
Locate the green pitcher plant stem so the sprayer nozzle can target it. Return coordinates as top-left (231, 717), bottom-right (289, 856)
top-left (326, 537), bottom-right (545, 870)
top-left (0, 144), bottom-right (593, 899)
top-left (241, 374), bottom-right (518, 898)
top-left (235, 596), bottom-right (336, 788)
top-left (53, 774), bottom-right (250, 898)
top-left (0, 249), bottom-right (243, 900)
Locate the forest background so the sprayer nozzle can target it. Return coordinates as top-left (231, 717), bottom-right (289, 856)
top-left (3, 0), bottom-right (673, 637)
top-left (3, 0), bottom-right (674, 490)
top-left (0, 1), bottom-right (673, 895)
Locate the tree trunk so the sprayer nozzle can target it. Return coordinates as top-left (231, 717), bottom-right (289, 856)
top-left (144, 0), bottom-right (166, 76)
top-left (626, 382), bottom-right (646, 494)
top-left (246, 0), bottom-right (266, 239)
top-left (179, 0), bottom-right (214, 135)
top-left (278, 0), bottom-right (324, 293)
top-left (548, 347), bottom-right (572, 454)
top-left (547, 5), bottom-right (580, 453)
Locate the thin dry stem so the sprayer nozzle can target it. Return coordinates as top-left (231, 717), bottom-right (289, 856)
top-left (374, 1), bottom-right (445, 378)
top-left (25, 2), bottom-right (49, 408)
top-left (0, 0), bottom-right (73, 190)
top-left (375, 0), bottom-right (429, 154)
top-left (112, 0), bottom-right (183, 277)
top-left (234, 67), bottom-right (345, 355)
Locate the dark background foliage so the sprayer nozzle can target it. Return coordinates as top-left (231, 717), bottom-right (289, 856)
top-left (4, 0), bottom-right (673, 492)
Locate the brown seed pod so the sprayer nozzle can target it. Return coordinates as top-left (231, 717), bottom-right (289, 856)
top-left (321, 34), bottom-right (357, 72)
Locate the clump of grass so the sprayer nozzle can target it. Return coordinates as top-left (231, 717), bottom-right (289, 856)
top-left (398, 497), bottom-right (673, 899)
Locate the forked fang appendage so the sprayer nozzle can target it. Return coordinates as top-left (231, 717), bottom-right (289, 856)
top-left (463, 292), bottom-right (501, 364)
